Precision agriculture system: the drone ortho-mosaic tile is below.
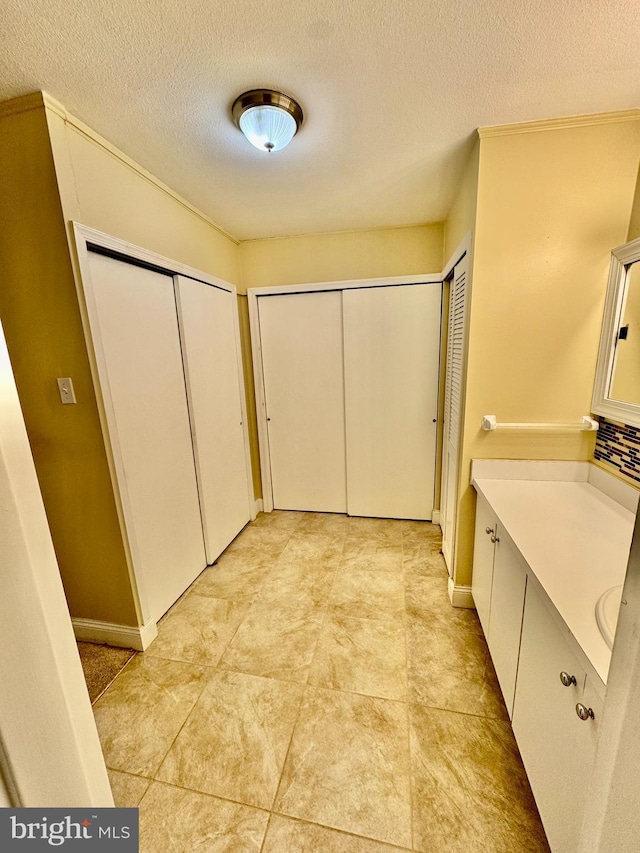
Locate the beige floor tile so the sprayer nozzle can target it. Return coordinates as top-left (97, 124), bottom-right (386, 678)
top-left (409, 704), bottom-right (549, 853)
top-left (340, 538), bottom-right (404, 573)
top-left (404, 575), bottom-right (481, 627)
top-left (331, 570), bottom-right (405, 621)
top-left (192, 557), bottom-right (274, 600)
top-left (218, 597), bottom-right (326, 682)
top-left (139, 781), bottom-right (269, 852)
top-left (406, 615), bottom-right (508, 719)
top-left (296, 512), bottom-right (352, 536)
top-left (94, 655), bottom-right (208, 777)
top-left (107, 769), bottom-right (150, 807)
top-left (400, 520), bottom-right (442, 543)
top-left (280, 531), bottom-right (346, 567)
top-left (275, 688), bottom-right (412, 848)
top-left (346, 516), bottom-right (405, 542)
top-left (308, 613), bottom-right (407, 701)
top-left (263, 814), bottom-right (411, 852)
top-left (258, 562), bottom-right (336, 610)
top-left (250, 510), bottom-right (304, 530)
top-left (402, 541), bottom-right (447, 575)
top-left (148, 594), bottom-right (250, 667)
top-left (225, 525), bottom-right (292, 557)
top-left (156, 670), bottom-right (304, 810)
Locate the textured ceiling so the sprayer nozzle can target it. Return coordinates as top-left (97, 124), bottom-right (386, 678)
top-left (1, 0), bottom-right (640, 240)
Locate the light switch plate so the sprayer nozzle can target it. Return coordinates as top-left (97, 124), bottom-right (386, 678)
top-left (56, 377), bottom-right (76, 405)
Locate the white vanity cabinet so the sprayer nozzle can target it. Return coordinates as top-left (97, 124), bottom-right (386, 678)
top-left (472, 494), bottom-right (527, 717)
top-left (469, 460), bottom-right (636, 853)
top-left (512, 582), bottom-right (603, 853)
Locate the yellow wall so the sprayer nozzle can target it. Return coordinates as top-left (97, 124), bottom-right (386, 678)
top-left (453, 116), bottom-right (640, 587)
top-left (239, 222), bottom-right (445, 499)
top-left (627, 162), bottom-right (640, 242)
top-left (0, 97), bottom-right (138, 625)
top-left (239, 223), bottom-right (444, 293)
top-left (444, 139), bottom-right (480, 264)
top-left (45, 103), bottom-right (240, 284)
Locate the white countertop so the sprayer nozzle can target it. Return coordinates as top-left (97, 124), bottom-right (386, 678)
top-left (472, 472), bottom-right (636, 685)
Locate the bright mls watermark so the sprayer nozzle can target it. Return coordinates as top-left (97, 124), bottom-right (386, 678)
top-left (0, 809), bottom-right (138, 850)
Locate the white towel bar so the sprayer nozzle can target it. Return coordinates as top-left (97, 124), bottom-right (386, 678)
top-left (481, 415), bottom-right (599, 432)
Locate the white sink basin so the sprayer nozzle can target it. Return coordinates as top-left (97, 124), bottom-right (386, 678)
top-left (595, 584), bottom-right (623, 650)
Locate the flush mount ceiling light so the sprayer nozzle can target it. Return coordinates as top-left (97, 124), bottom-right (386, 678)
top-left (231, 89), bottom-right (304, 153)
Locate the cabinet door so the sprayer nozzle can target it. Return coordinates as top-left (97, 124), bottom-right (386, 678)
top-left (174, 276), bottom-right (252, 563)
top-left (342, 284), bottom-right (440, 519)
top-left (487, 535), bottom-right (527, 717)
top-left (512, 584), bottom-right (590, 853)
top-left (258, 291), bottom-right (347, 512)
top-left (472, 497), bottom-right (496, 635)
top-left (87, 252), bottom-right (206, 622)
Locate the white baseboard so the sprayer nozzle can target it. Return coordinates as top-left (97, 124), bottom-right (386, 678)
top-left (447, 578), bottom-right (475, 609)
top-left (431, 509), bottom-right (441, 524)
top-left (254, 498), bottom-right (264, 515)
top-left (72, 617), bottom-right (158, 651)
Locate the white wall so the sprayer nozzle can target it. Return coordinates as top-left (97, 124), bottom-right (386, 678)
top-left (0, 320), bottom-right (112, 806)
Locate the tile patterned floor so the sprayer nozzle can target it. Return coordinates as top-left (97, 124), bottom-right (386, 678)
top-left (95, 512), bottom-right (550, 852)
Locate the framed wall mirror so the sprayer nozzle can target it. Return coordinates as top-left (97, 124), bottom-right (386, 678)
top-left (593, 236), bottom-right (640, 428)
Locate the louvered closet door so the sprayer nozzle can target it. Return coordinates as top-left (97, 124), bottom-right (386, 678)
top-left (343, 284), bottom-right (441, 519)
top-left (87, 253), bottom-right (206, 622)
top-left (441, 255), bottom-right (468, 574)
top-left (174, 276), bottom-right (251, 564)
top-left (258, 291), bottom-right (347, 512)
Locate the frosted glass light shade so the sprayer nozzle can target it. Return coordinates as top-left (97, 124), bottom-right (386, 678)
top-left (232, 89), bottom-right (304, 154)
top-left (239, 106), bottom-right (297, 152)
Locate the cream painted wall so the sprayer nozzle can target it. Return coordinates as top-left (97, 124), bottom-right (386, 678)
top-left (0, 98), bottom-right (138, 626)
top-left (627, 162), bottom-right (640, 242)
top-left (239, 222), bottom-right (445, 500)
top-left (239, 223), bottom-right (444, 293)
top-left (453, 117), bottom-right (640, 587)
top-left (444, 139), bottom-right (479, 264)
top-left (45, 103), bottom-right (240, 285)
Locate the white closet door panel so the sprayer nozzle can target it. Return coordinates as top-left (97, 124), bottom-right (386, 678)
top-left (343, 284), bottom-right (440, 519)
top-left (87, 253), bottom-right (205, 621)
top-left (259, 292), bottom-right (347, 512)
top-left (174, 276), bottom-right (251, 563)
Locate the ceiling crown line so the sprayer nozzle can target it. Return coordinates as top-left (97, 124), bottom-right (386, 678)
top-left (479, 109), bottom-right (640, 139)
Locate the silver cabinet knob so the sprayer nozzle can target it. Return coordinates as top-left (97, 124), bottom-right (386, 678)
top-left (576, 703), bottom-right (595, 721)
top-left (485, 527), bottom-right (494, 535)
top-left (490, 535), bottom-right (499, 544)
top-left (560, 672), bottom-right (577, 687)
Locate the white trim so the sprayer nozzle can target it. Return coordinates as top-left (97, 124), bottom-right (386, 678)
top-left (442, 232), bottom-right (472, 282)
top-left (254, 498), bottom-right (264, 515)
top-left (592, 237), bottom-right (640, 428)
top-left (42, 95), bottom-right (239, 244)
top-left (247, 272), bottom-right (441, 299)
top-left (478, 109), bottom-right (640, 138)
top-left (447, 578), bottom-right (475, 608)
top-left (431, 509), bottom-right (441, 524)
top-left (248, 290), bottom-right (275, 512)
top-left (72, 618), bottom-right (158, 652)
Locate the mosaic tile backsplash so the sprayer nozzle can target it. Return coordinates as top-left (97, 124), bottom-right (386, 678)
top-left (594, 418), bottom-right (640, 485)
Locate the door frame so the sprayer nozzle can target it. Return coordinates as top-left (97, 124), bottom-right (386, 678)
top-left (247, 274), bottom-right (442, 513)
top-left (71, 223), bottom-right (255, 628)
top-left (438, 234), bottom-right (473, 584)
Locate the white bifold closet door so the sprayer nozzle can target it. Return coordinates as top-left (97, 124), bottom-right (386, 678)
top-left (343, 284), bottom-right (441, 519)
top-left (440, 254), bottom-right (468, 574)
top-left (87, 253), bottom-right (206, 622)
top-left (258, 291), bottom-right (347, 512)
top-left (174, 275), bottom-right (251, 563)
